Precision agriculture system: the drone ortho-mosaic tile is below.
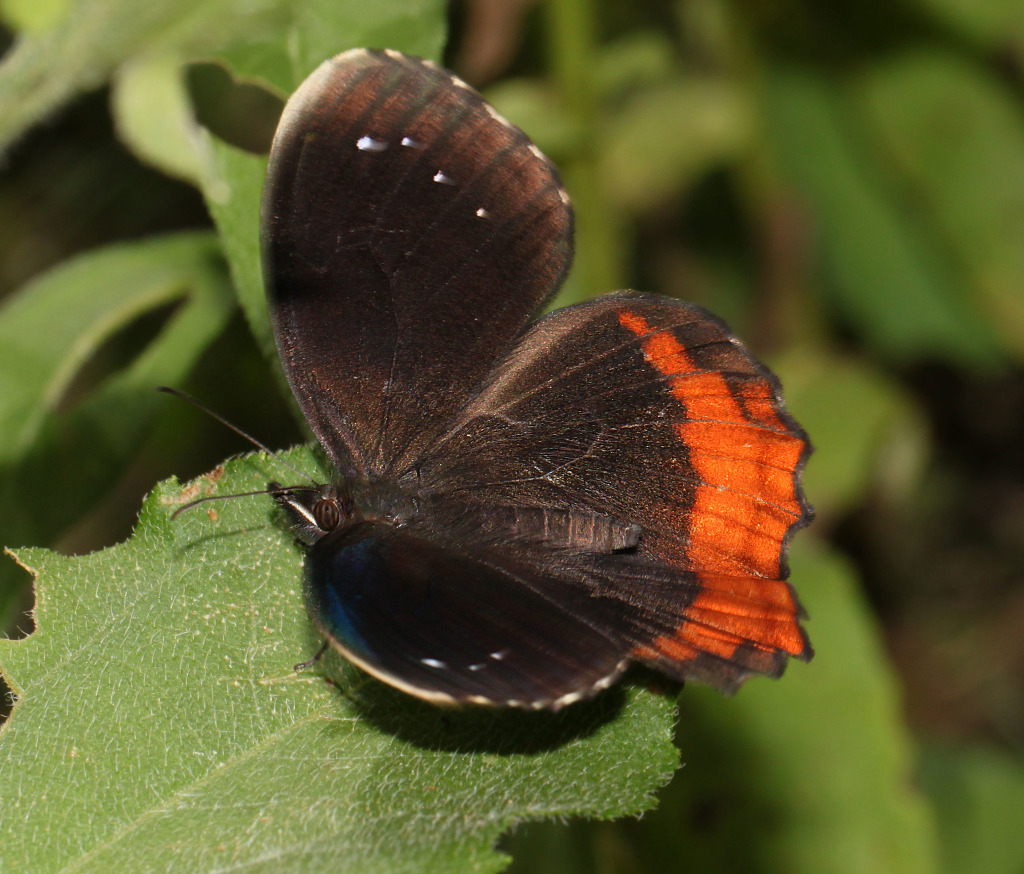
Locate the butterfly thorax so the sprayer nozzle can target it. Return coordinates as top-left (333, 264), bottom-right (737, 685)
top-left (270, 477), bottom-right (642, 558)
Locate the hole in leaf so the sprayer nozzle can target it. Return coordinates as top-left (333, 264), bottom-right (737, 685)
top-left (187, 62), bottom-right (283, 155)
top-left (56, 299), bottom-right (182, 414)
top-left (0, 674), bottom-right (13, 726)
top-left (0, 564), bottom-right (36, 641)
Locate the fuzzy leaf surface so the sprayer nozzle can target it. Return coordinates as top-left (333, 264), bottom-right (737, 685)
top-left (0, 450), bottom-right (679, 873)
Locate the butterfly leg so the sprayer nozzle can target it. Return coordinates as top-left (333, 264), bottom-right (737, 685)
top-left (294, 639), bottom-right (330, 672)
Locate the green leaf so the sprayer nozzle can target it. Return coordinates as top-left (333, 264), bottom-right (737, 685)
top-left (196, 140), bottom-right (303, 432)
top-left (599, 78), bottom-right (752, 213)
top-left (857, 49), bottom-right (1024, 358)
top-left (0, 232), bottom-right (234, 627)
top-left (0, 450), bottom-right (679, 872)
top-left (205, 140), bottom-right (273, 357)
top-left (0, 0), bottom-right (67, 32)
top-left (920, 744), bottom-right (1024, 874)
top-left (0, 0), bottom-right (260, 151)
top-left (111, 50), bottom-right (227, 199)
top-left (764, 67), bottom-right (1000, 368)
top-left (591, 31), bottom-right (676, 101)
top-left (0, 0), bottom-right (447, 154)
top-left (0, 232), bottom-right (232, 468)
top-left (212, 0), bottom-right (448, 98)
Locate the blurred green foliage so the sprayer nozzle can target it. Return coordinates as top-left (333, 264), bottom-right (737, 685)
top-left (1, 0), bottom-right (1022, 871)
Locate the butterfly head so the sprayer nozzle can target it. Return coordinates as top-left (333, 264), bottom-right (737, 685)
top-left (269, 482), bottom-right (357, 546)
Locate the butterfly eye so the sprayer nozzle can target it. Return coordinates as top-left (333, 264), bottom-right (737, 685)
top-left (313, 498), bottom-right (343, 532)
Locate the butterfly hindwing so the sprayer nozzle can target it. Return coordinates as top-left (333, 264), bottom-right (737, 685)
top-left (414, 293), bottom-right (813, 693)
top-left (302, 518), bottom-right (630, 708)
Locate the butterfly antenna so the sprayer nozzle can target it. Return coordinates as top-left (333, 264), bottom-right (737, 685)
top-left (171, 489), bottom-right (277, 520)
top-left (170, 484), bottom-right (323, 520)
top-left (156, 386), bottom-right (315, 485)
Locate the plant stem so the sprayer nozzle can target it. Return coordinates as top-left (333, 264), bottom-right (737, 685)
top-left (544, 0), bottom-right (627, 302)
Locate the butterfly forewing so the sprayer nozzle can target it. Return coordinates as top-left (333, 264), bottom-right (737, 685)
top-left (262, 49), bottom-right (572, 480)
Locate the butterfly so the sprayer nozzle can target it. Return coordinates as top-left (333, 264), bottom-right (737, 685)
top-left (261, 48), bottom-right (813, 710)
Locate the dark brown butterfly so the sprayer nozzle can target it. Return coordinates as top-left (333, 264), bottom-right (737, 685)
top-left (261, 49), bottom-right (813, 709)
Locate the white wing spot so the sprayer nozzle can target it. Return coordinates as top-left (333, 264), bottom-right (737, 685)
top-left (433, 171), bottom-right (455, 185)
top-left (449, 74), bottom-right (473, 91)
top-left (384, 49), bottom-right (404, 61)
top-left (468, 663), bottom-right (486, 671)
top-left (485, 104), bottom-right (513, 128)
top-left (552, 690), bottom-right (585, 708)
top-left (420, 658), bottom-right (447, 669)
top-left (559, 188), bottom-right (571, 205)
top-left (475, 207), bottom-right (490, 219)
top-left (528, 143), bottom-right (547, 162)
top-left (489, 649), bottom-right (509, 661)
top-left (401, 136), bottom-right (422, 149)
top-left (341, 48), bottom-right (371, 61)
top-left (356, 136), bottom-right (388, 152)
